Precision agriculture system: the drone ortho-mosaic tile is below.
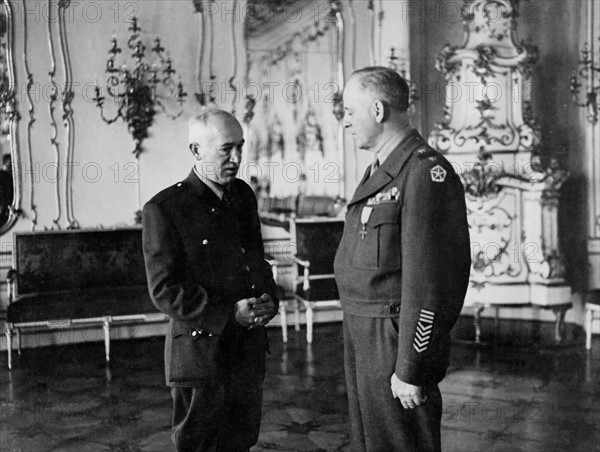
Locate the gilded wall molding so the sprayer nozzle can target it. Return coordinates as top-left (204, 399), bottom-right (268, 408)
top-left (22, 0), bottom-right (36, 231)
top-left (46, 0), bottom-right (62, 229)
top-left (58, 0), bottom-right (78, 229)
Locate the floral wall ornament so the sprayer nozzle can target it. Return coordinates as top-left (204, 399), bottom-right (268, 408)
top-left (472, 45), bottom-right (496, 85)
top-left (429, 0), bottom-right (539, 157)
top-left (266, 114), bottom-right (285, 161)
top-left (332, 91), bottom-right (344, 122)
top-left (570, 37), bottom-right (600, 125)
top-left (460, 148), bottom-right (503, 200)
top-left (243, 95), bottom-right (256, 126)
top-left (434, 44), bottom-right (459, 80)
top-left (93, 17), bottom-right (187, 158)
top-left (297, 109), bottom-right (324, 163)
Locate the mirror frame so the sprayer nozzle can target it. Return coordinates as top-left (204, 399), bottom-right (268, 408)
top-left (1, 0), bottom-right (21, 236)
top-left (243, 0), bottom-right (346, 198)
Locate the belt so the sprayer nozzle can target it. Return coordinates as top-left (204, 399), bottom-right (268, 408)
top-left (340, 299), bottom-right (402, 317)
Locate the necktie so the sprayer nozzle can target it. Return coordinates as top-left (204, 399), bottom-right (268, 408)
top-left (370, 156), bottom-right (380, 178)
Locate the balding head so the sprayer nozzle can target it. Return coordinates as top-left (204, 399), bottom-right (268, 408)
top-left (189, 109), bottom-right (244, 185)
top-left (188, 109), bottom-right (242, 146)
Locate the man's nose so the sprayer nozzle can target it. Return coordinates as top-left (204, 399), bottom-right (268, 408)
top-left (229, 149), bottom-right (241, 164)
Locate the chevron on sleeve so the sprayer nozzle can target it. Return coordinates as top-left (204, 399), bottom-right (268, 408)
top-left (413, 309), bottom-right (435, 353)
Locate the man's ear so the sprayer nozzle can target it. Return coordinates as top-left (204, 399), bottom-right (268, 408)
top-left (189, 143), bottom-right (201, 159)
top-left (373, 100), bottom-right (387, 123)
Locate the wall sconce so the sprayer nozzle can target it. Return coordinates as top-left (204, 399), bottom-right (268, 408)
top-left (570, 37), bottom-right (599, 125)
top-left (93, 17), bottom-right (187, 158)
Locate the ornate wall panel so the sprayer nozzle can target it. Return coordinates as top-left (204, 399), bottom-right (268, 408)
top-left (428, 0), bottom-right (571, 314)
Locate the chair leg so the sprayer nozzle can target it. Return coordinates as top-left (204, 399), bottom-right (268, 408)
top-left (294, 299), bottom-right (300, 332)
top-left (279, 302), bottom-right (288, 343)
top-left (16, 328), bottom-right (21, 356)
top-left (306, 303), bottom-right (314, 344)
top-left (586, 307), bottom-right (593, 351)
top-left (103, 318), bottom-right (111, 363)
top-left (6, 326), bottom-right (12, 370)
top-left (474, 304), bottom-right (484, 344)
top-left (553, 306), bottom-right (567, 344)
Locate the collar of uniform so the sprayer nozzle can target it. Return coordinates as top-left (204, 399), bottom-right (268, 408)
top-left (380, 129), bottom-right (425, 178)
top-left (348, 129), bottom-right (425, 207)
top-left (192, 166), bottom-right (226, 200)
top-left (184, 169), bottom-right (222, 202)
top-left (375, 131), bottom-right (407, 167)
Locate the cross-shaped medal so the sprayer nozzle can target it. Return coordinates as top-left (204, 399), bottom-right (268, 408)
top-left (359, 206), bottom-right (373, 240)
top-left (359, 226), bottom-right (368, 239)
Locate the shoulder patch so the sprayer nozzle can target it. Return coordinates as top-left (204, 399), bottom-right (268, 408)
top-left (430, 165), bottom-right (447, 183)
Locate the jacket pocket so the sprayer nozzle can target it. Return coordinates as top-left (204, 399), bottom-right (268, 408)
top-left (168, 322), bottom-right (224, 383)
top-left (352, 205), bottom-right (401, 271)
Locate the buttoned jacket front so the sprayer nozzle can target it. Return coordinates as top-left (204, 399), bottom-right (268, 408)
top-left (142, 171), bottom-right (278, 387)
top-left (334, 130), bottom-right (471, 386)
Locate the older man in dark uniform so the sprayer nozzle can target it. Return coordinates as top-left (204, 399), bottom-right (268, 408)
top-left (142, 109), bottom-right (278, 452)
top-left (334, 67), bottom-right (471, 451)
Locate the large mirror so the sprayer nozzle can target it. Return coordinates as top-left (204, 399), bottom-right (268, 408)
top-left (0, 0), bottom-right (19, 235)
top-left (244, 0), bottom-right (344, 199)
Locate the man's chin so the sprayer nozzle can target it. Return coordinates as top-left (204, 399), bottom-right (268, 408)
top-left (222, 172), bottom-right (238, 182)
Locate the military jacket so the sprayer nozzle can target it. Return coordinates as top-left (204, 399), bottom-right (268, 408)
top-left (142, 171), bottom-right (278, 386)
top-left (334, 130), bottom-right (471, 386)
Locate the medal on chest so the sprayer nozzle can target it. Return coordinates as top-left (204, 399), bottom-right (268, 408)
top-left (359, 206), bottom-right (373, 239)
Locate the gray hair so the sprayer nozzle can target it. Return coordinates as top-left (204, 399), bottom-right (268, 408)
top-left (350, 66), bottom-right (410, 112)
top-left (188, 109), bottom-right (238, 142)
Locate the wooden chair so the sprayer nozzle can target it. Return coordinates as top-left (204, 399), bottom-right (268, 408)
top-left (585, 289), bottom-right (600, 350)
top-left (265, 254), bottom-right (294, 343)
top-left (289, 217), bottom-right (345, 344)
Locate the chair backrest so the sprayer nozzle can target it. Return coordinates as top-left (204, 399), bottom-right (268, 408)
top-left (291, 218), bottom-right (345, 275)
top-left (296, 195), bottom-right (339, 217)
top-left (12, 228), bottom-right (146, 298)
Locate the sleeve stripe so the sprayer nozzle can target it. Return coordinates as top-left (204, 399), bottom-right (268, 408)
top-left (413, 309), bottom-right (435, 353)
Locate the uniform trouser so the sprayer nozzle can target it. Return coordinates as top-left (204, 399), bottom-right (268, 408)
top-left (170, 330), bottom-right (266, 452)
top-left (343, 312), bottom-right (442, 452)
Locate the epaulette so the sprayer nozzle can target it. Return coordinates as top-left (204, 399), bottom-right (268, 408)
top-left (416, 146), bottom-right (438, 160)
top-left (151, 180), bottom-right (188, 204)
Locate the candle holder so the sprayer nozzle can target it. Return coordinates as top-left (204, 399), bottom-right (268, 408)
top-left (93, 17), bottom-right (187, 157)
top-left (570, 38), bottom-right (600, 125)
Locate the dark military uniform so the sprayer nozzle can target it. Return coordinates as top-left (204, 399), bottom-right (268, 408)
top-left (142, 170), bottom-right (278, 452)
top-left (334, 130), bottom-right (471, 452)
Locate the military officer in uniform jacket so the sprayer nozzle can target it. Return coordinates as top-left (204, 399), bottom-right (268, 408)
top-left (334, 67), bottom-right (471, 452)
top-left (142, 109), bottom-right (278, 452)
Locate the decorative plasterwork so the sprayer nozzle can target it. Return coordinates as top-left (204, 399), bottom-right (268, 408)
top-left (428, 0), bottom-right (540, 155)
top-left (245, 0), bottom-right (306, 38)
top-left (459, 149), bottom-right (569, 286)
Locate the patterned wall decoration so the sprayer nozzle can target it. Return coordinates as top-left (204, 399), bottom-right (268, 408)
top-left (428, 0), bottom-right (571, 337)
